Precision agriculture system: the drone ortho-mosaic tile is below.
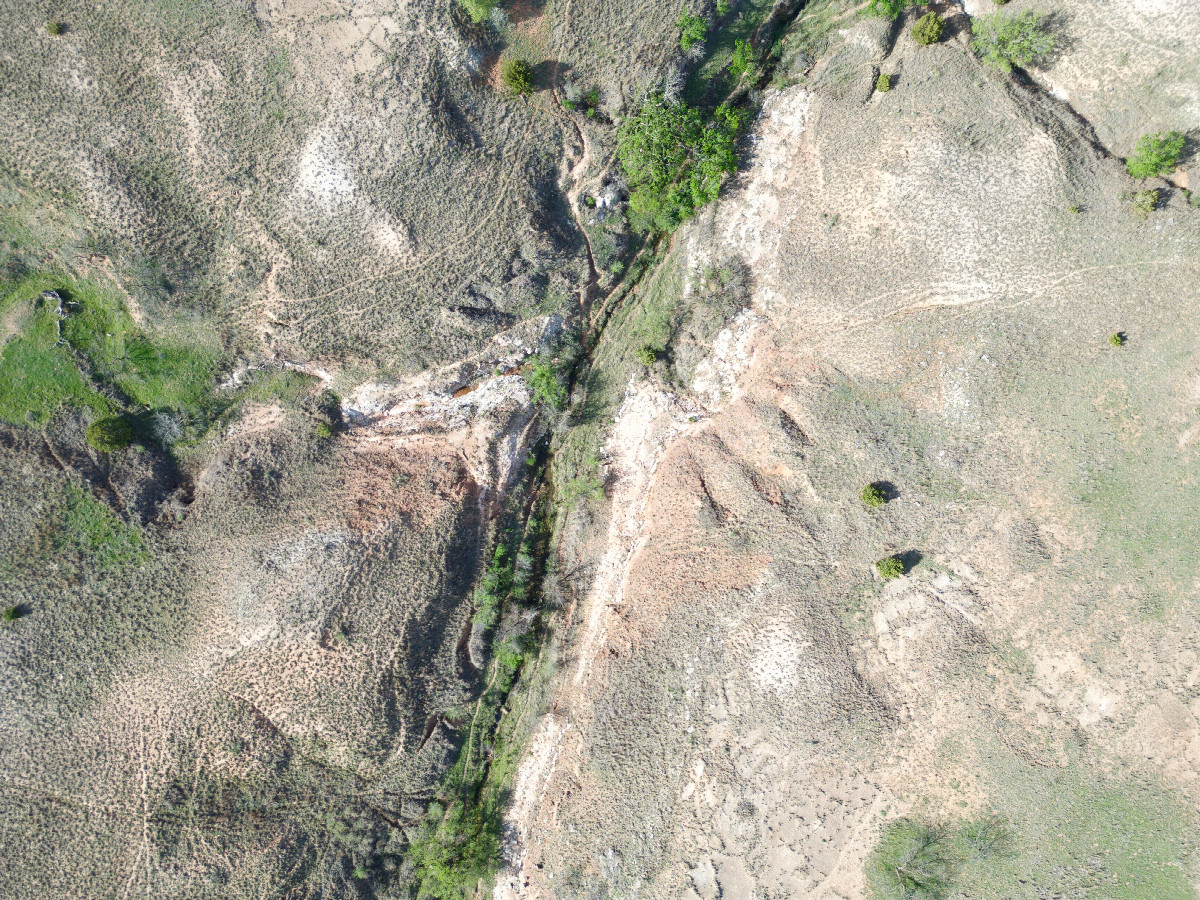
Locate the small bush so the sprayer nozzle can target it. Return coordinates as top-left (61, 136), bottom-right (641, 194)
top-left (717, 0), bottom-right (731, 15)
top-left (971, 10), bottom-right (1055, 72)
top-left (911, 11), bottom-right (944, 46)
top-left (458, 0), bottom-right (499, 24)
top-left (876, 72), bottom-right (892, 92)
top-left (729, 39), bottom-right (755, 79)
top-left (1109, 332), bottom-right (1125, 347)
top-left (677, 13), bottom-right (707, 50)
top-left (1131, 188), bottom-right (1159, 217)
top-left (861, 484), bottom-right (887, 508)
top-left (314, 421), bottom-right (334, 439)
top-left (2, 605), bottom-right (22, 622)
top-left (865, 0), bottom-right (920, 19)
top-left (501, 58), bottom-right (535, 96)
top-left (86, 417), bottom-right (134, 452)
top-left (524, 358), bottom-right (567, 409)
top-left (352, 867), bottom-right (369, 880)
top-left (1125, 131), bottom-right (1185, 179)
top-left (876, 556), bottom-right (904, 579)
top-left (45, 20), bottom-right (63, 34)
top-left (636, 345), bottom-right (659, 366)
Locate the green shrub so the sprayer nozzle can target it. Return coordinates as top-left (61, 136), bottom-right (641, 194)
top-left (717, 0), bottom-right (731, 15)
top-left (314, 421), bottom-right (334, 439)
top-left (876, 72), bottom-right (892, 92)
top-left (970, 10), bottom-right (1055, 72)
top-left (1125, 131), bottom-right (1185, 179)
top-left (524, 358), bottom-right (567, 409)
top-left (866, 820), bottom-right (958, 899)
top-left (861, 484), bottom-right (887, 508)
top-left (1109, 333), bottom-right (1125, 347)
top-left (86, 417), bottom-right (134, 452)
top-left (635, 345), bottom-right (659, 366)
top-left (1131, 188), bottom-right (1159, 217)
top-left (352, 866), bottom-right (368, 880)
top-left (458, 0), bottom-right (499, 24)
top-left (911, 11), bottom-right (944, 45)
top-left (729, 39), bottom-right (756, 79)
top-left (866, 0), bottom-right (920, 19)
top-left (2, 605), bottom-right (22, 622)
top-left (501, 58), bottom-right (535, 96)
top-left (617, 96), bottom-right (741, 233)
top-left (45, 21), bottom-right (63, 34)
top-left (677, 13), bottom-right (708, 50)
top-left (876, 555), bottom-right (904, 579)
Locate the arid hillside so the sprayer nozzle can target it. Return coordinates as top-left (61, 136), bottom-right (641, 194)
top-left (1, 1), bottom-right (1198, 899)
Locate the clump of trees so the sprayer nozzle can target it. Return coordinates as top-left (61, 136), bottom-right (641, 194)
top-left (523, 358), bottom-right (567, 409)
top-left (616, 96), bottom-right (742, 233)
top-left (970, 10), bottom-right (1055, 72)
top-left (1125, 131), bottom-right (1185, 179)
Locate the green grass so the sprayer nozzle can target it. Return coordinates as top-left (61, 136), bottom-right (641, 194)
top-left (0, 296), bottom-right (110, 425)
top-left (55, 482), bottom-right (148, 570)
top-left (0, 267), bottom-right (228, 441)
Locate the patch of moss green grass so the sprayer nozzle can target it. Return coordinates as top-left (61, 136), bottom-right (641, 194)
top-left (55, 482), bottom-right (148, 571)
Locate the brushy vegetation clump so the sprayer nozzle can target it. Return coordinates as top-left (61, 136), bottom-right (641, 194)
top-left (523, 357), bottom-right (567, 409)
top-left (86, 417), bottom-right (135, 453)
top-left (1109, 332), bottom-right (1125, 347)
top-left (2, 605), bottom-right (22, 622)
top-left (458, 0), bottom-right (499, 24)
top-left (677, 13), bottom-right (708, 50)
top-left (1131, 188), bottom-right (1159, 218)
top-left (876, 555), bottom-right (904, 579)
top-left (501, 58), bottom-right (534, 96)
top-left (970, 10), bottom-right (1055, 72)
top-left (865, 0), bottom-right (920, 19)
top-left (1125, 131), bottom-right (1185, 179)
top-left (45, 21), bottom-right (63, 35)
top-left (876, 73), bottom-right (892, 92)
top-left (861, 483), bottom-right (887, 508)
top-left (911, 11), bottom-right (944, 46)
top-left (616, 96), bottom-right (742, 233)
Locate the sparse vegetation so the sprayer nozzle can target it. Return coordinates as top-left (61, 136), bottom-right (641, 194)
top-left (970, 10), bottom-right (1055, 72)
top-left (1125, 131), bottom-right (1185, 179)
top-left (911, 11), bottom-right (944, 46)
top-left (86, 417), bottom-right (135, 453)
top-left (861, 483), bottom-right (887, 508)
top-left (501, 58), bottom-right (535, 96)
top-left (876, 72), bottom-right (892, 92)
top-left (616, 96), bottom-right (742, 233)
top-left (458, 0), bottom-right (499, 24)
top-left (876, 555), bottom-right (904, 579)
top-left (677, 13), bottom-right (708, 51)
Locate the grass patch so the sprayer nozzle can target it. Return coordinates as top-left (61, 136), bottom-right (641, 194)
top-left (55, 482), bottom-right (148, 570)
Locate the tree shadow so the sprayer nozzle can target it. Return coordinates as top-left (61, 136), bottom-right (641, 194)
top-left (871, 480), bottom-right (899, 502)
top-left (898, 549), bottom-right (924, 573)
